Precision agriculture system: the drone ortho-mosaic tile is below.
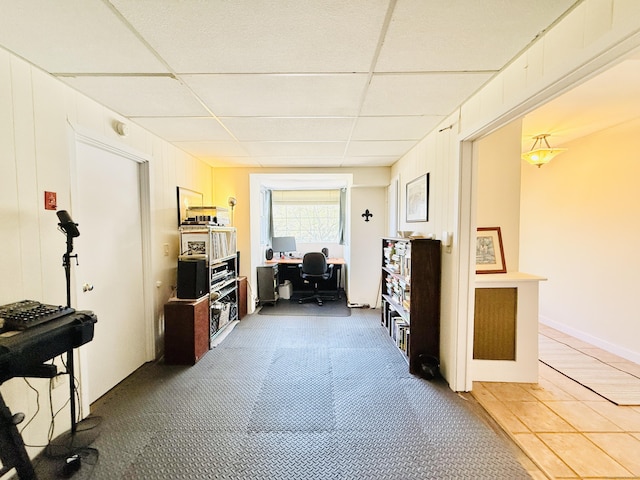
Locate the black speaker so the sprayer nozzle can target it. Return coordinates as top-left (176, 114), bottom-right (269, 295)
top-left (321, 247), bottom-right (329, 257)
top-left (177, 257), bottom-right (208, 299)
top-left (265, 248), bottom-right (273, 260)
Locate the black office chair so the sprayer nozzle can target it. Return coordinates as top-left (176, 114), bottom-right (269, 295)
top-left (298, 252), bottom-right (335, 306)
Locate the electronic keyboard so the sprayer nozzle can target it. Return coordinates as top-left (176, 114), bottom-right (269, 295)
top-left (0, 300), bottom-right (75, 331)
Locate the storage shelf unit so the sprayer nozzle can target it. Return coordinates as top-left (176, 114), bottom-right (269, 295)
top-left (179, 225), bottom-right (238, 343)
top-left (381, 237), bottom-right (441, 374)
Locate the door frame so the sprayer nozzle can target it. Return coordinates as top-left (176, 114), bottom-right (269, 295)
top-left (454, 36), bottom-right (640, 392)
top-left (67, 124), bottom-right (154, 412)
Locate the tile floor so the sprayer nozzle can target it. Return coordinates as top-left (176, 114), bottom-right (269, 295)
top-left (472, 325), bottom-right (640, 479)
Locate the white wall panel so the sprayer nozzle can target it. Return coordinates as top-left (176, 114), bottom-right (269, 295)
top-left (479, 74), bottom-right (504, 119)
top-left (392, 0), bottom-right (640, 391)
top-left (502, 56), bottom-right (528, 105)
top-left (74, 86), bottom-right (105, 135)
top-left (544, 3), bottom-right (587, 74)
top-left (0, 50), bottom-right (21, 302)
top-left (11, 57), bottom-right (42, 301)
top-left (0, 47), bottom-right (213, 454)
top-left (612, 0), bottom-right (640, 31)
top-left (584, 0), bottom-right (614, 46)
top-left (32, 68), bottom-right (73, 304)
top-left (349, 186), bottom-right (386, 306)
top-left (523, 40), bottom-right (546, 93)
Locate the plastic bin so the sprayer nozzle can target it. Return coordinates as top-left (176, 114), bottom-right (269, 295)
top-left (278, 280), bottom-right (292, 300)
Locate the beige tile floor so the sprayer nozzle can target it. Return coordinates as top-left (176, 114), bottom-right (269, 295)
top-left (472, 325), bottom-right (640, 480)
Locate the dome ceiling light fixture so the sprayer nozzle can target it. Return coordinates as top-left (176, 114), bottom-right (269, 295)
top-left (521, 134), bottom-right (567, 168)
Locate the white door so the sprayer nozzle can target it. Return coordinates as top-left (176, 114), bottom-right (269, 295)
top-left (74, 140), bottom-right (148, 403)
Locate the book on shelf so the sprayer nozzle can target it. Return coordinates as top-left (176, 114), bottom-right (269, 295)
top-left (393, 317), bottom-right (409, 353)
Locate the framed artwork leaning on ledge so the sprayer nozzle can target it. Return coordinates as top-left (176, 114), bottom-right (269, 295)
top-left (476, 227), bottom-right (506, 274)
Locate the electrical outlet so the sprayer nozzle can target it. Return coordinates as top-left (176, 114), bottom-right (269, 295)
top-left (163, 243), bottom-right (170, 256)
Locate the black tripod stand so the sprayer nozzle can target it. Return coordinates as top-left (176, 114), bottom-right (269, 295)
top-left (57, 210), bottom-right (80, 436)
top-left (54, 212), bottom-right (101, 472)
top-left (0, 211), bottom-right (82, 480)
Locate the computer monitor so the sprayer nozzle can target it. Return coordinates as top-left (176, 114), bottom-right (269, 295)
top-left (271, 236), bottom-right (297, 256)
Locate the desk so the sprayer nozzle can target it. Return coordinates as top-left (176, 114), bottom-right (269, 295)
top-left (265, 257), bottom-right (345, 297)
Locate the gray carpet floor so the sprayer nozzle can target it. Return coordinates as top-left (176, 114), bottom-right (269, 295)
top-left (71, 308), bottom-right (530, 479)
top-left (258, 296), bottom-right (351, 317)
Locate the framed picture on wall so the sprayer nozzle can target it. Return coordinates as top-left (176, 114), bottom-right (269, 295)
top-left (176, 186), bottom-right (203, 226)
top-left (406, 173), bottom-right (429, 222)
top-left (476, 227), bottom-right (507, 274)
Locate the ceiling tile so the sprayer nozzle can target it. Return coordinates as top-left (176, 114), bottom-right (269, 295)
top-left (255, 157), bottom-right (346, 168)
top-left (202, 157), bottom-right (262, 168)
top-left (346, 140), bottom-right (416, 157)
top-left (111, 0), bottom-right (389, 73)
top-left (0, 1), bottom-right (167, 73)
top-left (174, 141), bottom-right (248, 158)
top-left (61, 76), bottom-right (210, 117)
top-left (132, 117), bottom-right (235, 142)
top-left (244, 142), bottom-right (346, 158)
top-left (183, 74), bottom-right (369, 116)
top-left (342, 156), bottom-right (398, 167)
top-left (361, 73), bottom-right (493, 116)
top-left (220, 117), bottom-right (355, 142)
top-left (352, 116), bottom-right (444, 140)
top-left (377, 0), bottom-right (575, 72)
top-left (0, 0), bottom-right (606, 170)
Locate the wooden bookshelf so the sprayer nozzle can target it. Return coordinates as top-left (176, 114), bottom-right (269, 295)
top-left (381, 237), bottom-right (441, 374)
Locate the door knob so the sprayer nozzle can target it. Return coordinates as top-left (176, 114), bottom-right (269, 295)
top-left (82, 283), bottom-right (94, 292)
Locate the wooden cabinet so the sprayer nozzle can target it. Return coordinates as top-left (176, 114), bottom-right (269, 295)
top-left (237, 276), bottom-right (247, 320)
top-left (164, 295), bottom-right (210, 365)
top-left (381, 237), bottom-right (441, 374)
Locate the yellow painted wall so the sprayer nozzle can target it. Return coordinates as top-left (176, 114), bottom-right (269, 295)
top-left (520, 118), bottom-right (640, 362)
top-left (476, 120), bottom-right (523, 273)
top-left (211, 167), bottom-right (390, 281)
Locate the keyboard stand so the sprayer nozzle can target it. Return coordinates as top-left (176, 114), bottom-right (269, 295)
top-left (0, 393), bottom-right (37, 480)
top-left (10, 364), bottom-right (57, 380)
top-left (0, 363), bottom-right (58, 479)
top-left (0, 306), bottom-right (97, 480)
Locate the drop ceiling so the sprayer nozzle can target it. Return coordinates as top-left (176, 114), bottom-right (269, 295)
top-left (0, 0), bottom-right (579, 167)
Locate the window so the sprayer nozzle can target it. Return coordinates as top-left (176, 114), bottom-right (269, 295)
top-left (271, 189), bottom-right (343, 243)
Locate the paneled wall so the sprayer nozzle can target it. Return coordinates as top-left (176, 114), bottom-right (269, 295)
top-left (0, 46), bottom-right (212, 453)
top-left (391, 0), bottom-right (640, 391)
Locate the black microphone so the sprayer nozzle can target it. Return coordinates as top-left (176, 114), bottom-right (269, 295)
top-left (57, 210), bottom-right (80, 238)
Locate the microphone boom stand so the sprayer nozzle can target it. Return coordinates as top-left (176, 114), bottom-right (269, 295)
top-left (61, 232), bottom-right (79, 435)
